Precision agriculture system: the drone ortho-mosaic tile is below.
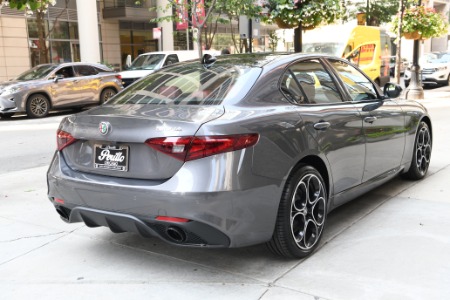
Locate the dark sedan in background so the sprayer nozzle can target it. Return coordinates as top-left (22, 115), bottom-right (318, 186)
top-left (0, 62), bottom-right (123, 118)
top-left (47, 53), bottom-right (432, 258)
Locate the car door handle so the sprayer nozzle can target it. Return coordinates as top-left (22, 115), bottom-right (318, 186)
top-left (364, 116), bottom-right (377, 124)
top-left (313, 122), bottom-right (331, 130)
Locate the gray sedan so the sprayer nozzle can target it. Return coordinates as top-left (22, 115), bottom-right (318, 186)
top-left (47, 53), bottom-right (432, 258)
top-left (0, 62), bottom-right (123, 118)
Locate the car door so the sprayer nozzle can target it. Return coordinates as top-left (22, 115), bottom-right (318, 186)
top-left (281, 58), bottom-right (365, 195)
top-left (73, 65), bottom-right (100, 104)
top-left (326, 58), bottom-right (405, 182)
top-left (51, 66), bottom-right (80, 107)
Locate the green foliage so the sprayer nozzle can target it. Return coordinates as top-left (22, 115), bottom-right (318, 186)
top-left (263, 0), bottom-right (341, 29)
top-left (392, 5), bottom-right (448, 39)
top-left (354, 0), bottom-right (398, 26)
top-left (1, 0), bottom-right (55, 10)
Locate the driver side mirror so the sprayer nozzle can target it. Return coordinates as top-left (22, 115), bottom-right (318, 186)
top-left (53, 74), bottom-right (64, 82)
top-left (383, 82), bottom-right (403, 98)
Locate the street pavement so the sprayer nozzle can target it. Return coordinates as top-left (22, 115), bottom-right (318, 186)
top-left (0, 88), bottom-right (450, 300)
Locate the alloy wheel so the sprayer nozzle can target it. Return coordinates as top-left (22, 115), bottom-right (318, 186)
top-left (290, 173), bottom-right (326, 250)
top-left (29, 96), bottom-right (49, 117)
top-left (415, 125), bottom-right (432, 175)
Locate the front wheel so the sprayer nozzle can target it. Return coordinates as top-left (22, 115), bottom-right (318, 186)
top-left (267, 165), bottom-right (327, 258)
top-left (26, 94), bottom-right (50, 118)
top-left (402, 121), bottom-right (432, 180)
top-left (100, 88), bottom-right (117, 104)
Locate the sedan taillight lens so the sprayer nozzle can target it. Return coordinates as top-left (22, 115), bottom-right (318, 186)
top-left (145, 134), bottom-right (259, 161)
top-left (115, 74), bottom-right (122, 81)
top-left (57, 130), bottom-right (77, 151)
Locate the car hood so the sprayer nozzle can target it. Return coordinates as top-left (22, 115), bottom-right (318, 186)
top-left (119, 69), bottom-right (156, 79)
top-left (0, 79), bottom-right (43, 90)
top-left (420, 62), bottom-right (450, 69)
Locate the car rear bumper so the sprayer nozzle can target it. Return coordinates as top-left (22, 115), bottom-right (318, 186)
top-left (47, 151), bottom-right (283, 248)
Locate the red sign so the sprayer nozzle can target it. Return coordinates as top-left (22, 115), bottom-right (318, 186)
top-left (192, 0), bottom-right (205, 27)
top-left (176, 0), bottom-right (188, 30)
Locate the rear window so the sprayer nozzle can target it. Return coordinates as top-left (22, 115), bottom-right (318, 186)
top-left (110, 62), bottom-right (261, 106)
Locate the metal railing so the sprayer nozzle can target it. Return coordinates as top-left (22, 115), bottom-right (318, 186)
top-left (104, 0), bottom-right (144, 8)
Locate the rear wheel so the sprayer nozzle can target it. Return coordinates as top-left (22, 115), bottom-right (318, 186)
top-left (26, 94), bottom-right (50, 118)
top-left (402, 121), bottom-right (432, 180)
top-left (267, 165), bottom-right (327, 258)
top-left (100, 88), bottom-right (116, 104)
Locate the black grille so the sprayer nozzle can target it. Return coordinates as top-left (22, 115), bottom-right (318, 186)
top-left (122, 78), bottom-right (139, 87)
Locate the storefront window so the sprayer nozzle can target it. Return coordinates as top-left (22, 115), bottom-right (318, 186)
top-left (27, 18), bottom-right (48, 39)
top-left (50, 20), bottom-right (70, 39)
top-left (50, 41), bottom-right (71, 63)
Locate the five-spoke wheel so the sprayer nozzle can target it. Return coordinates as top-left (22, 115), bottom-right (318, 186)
top-left (403, 121), bottom-right (432, 180)
top-left (268, 165), bottom-right (327, 258)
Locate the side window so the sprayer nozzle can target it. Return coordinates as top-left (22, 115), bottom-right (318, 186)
top-left (75, 65), bottom-right (97, 76)
top-left (280, 59), bottom-right (343, 104)
top-left (164, 55), bottom-right (179, 66)
top-left (55, 66), bottom-right (75, 78)
top-left (346, 44), bottom-right (375, 67)
top-left (328, 59), bottom-right (378, 101)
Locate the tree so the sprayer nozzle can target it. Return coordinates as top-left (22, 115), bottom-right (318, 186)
top-left (151, 0), bottom-right (220, 59)
top-left (354, 0), bottom-right (398, 26)
top-left (0, 0), bottom-right (55, 10)
top-left (1, 0), bottom-right (58, 64)
top-left (264, 0), bottom-right (342, 52)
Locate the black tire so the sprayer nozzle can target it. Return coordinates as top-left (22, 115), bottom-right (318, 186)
top-left (26, 94), bottom-right (50, 118)
top-left (446, 75), bottom-right (450, 87)
top-left (100, 88), bottom-right (117, 104)
top-left (267, 165), bottom-right (327, 258)
top-left (0, 113), bottom-right (14, 119)
top-left (402, 121), bottom-right (432, 180)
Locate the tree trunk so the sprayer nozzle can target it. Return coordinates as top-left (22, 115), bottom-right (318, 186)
top-left (394, 0), bottom-right (405, 84)
top-left (36, 10), bottom-right (49, 64)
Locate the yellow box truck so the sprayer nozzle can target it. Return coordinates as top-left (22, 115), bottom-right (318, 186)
top-left (302, 24), bottom-right (392, 87)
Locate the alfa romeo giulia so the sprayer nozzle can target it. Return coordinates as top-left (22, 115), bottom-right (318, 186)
top-left (47, 53), bottom-right (432, 258)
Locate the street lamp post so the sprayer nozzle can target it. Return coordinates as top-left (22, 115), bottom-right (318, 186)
top-left (405, 0), bottom-right (424, 100)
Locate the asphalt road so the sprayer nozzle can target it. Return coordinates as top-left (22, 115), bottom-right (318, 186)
top-left (1, 90), bottom-right (450, 300)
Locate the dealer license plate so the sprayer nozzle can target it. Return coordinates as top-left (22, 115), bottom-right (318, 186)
top-left (94, 144), bottom-right (129, 172)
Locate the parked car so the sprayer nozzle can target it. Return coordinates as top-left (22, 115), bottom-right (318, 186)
top-left (389, 56), bottom-right (409, 76)
top-left (120, 50), bottom-right (220, 88)
top-left (0, 62), bottom-right (123, 118)
top-left (404, 52), bottom-right (450, 87)
top-left (47, 53), bottom-right (432, 258)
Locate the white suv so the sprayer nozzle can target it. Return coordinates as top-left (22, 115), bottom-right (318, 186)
top-left (404, 52), bottom-right (450, 87)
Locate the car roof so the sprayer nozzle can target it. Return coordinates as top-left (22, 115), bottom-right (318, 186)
top-left (36, 62), bottom-right (112, 69)
top-left (179, 52), bottom-right (341, 69)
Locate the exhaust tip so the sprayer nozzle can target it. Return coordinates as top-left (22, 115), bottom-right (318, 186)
top-left (55, 207), bottom-right (69, 221)
top-left (166, 226), bottom-right (187, 243)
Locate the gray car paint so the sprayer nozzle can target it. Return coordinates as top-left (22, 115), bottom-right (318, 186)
top-left (47, 53), bottom-right (431, 248)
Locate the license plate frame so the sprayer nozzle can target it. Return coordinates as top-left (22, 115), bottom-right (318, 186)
top-left (94, 144), bottom-right (129, 172)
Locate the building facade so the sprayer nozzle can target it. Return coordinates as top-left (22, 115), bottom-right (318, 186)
top-left (0, 0), bottom-right (276, 82)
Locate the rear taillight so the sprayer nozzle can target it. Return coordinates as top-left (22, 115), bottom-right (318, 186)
top-left (145, 134), bottom-right (259, 161)
top-left (57, 130), bottom-right (77, 151)
top-left (115, 74), bottom-right (122, 81)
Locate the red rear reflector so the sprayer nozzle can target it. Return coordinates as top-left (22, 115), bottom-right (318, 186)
top-left (54, 198), bottom-right (65, 204)
top-left (57, 130), bottom-right (77, 151)
top-left (156, 216), bottom-right (190, 223)
top-left (145, 134), bottom-right (259, 161)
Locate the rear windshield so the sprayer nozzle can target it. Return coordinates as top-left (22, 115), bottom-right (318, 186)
top-left (110, 62), bottom-right (261, 106)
